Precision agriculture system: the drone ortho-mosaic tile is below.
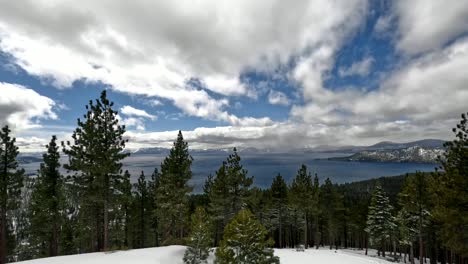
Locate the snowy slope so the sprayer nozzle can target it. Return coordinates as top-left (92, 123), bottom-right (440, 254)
top-left (14, 246), bottom-right (403, 264)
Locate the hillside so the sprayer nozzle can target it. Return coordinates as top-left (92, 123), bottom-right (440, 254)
top-left (14, 245), bottom-right (406, 264)
top-left (329, 146), bottom-right (444, 163)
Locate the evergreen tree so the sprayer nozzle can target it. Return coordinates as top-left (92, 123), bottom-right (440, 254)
top-left (311, 174), bottom-right (321, 248)
top-left (206, 163), bottom-right (229, 246)
top-left (365, 184), bottom-right (396, 257)
top-left (320, 178), bottom-right (344, 249)
top-left (29, 136), bottom-right (66, 257)
top-left (62, 90), bottom-right (129, 251)
top-left (133, 171), bottom-right (150, 248)
top-left (399, 172), bottom-right (431, 264)
top-left (0, 125), bottom-right (24, 264)
top-left (432, 112), bottom-right (468, 256)
top-left (149, 168), bottom-right (160, 247)
top-left (289, 165), bottom-right (312, 247)
top-left (397, 208), bottom-right (418, 264)
top-left (156, 131), bottom-right (193, 244)
top-left (269, 174), bottom-right (288, 248)
top-left (119, 170), bottom-right (132, 248)
top-left (206, 148), bottom-right (253, 246)
top-left (183, 207), bottom-right (212, 264)
top-left (215, 209), bottom-right (279, 264)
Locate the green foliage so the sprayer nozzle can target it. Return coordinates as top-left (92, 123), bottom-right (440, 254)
top-left (269, 174), bottom-right (288, 248)
top-left (432, 112), bottom-right (468, 255)
top-left (183, 207), bottom-right (212, 264)
top-left (29, 136), bottom-right (66, 257)
top-left (206, 148), bottom-right (253, 246)
top-left (365, 184), bottom-right (396, 254)
top-left (0, 125), bottom-right (24, 263)
top-left (215, 209), bottom-right (279, 264)
top-left (289, 165), bottom-right (313, 246)
top-left (62, 90), bottom-right (129, 251)
top-left (157, 131), bottom-right (193, 244)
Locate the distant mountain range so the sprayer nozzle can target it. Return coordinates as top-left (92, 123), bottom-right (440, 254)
top-left (328, 146), bottom-right (444, 163)
top-left (18, 139), bottom-right (446, 164)
top-left (310, 139), bottom-right (445, 152)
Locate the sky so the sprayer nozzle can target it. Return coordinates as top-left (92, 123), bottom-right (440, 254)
top-left (0, 0), bottom-right (467, 152)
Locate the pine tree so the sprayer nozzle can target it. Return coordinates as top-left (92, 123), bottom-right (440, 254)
top-left (183, 207), bottom-right (212, 264)
top-left (320, 177), bottom-right (344, 249)
top-left (365, 184), bottom-right (396, 257)
top-left (157, 131), bottom-right (193, 244)
top-left (206, 163), bottom-right (229, 246)
top-left (62, 90), bottom-right (129, 251)
top-left (399, 172), bottom-right (431, 264)
top-left (29, 136), bottom-right (66, 257)
top-left (269, 174), bottom-right (288, 248)
top-left (119, 170), bottom-right (132, 248)
top-left (148, 168), bottom-right (160, 247)
top-left (432, 112), bottom-right (468, 256)
top-left (206, 148), bottom-right (253, 246)
top-left (311, 174), bottom-right (321, 248)
top-left (133, 171), bottom-right (150, 248)
top-left (215, 209), bottom-right (279, 264)
top-left (397, 207), bottom-right (418, 264)
top-left (0, 125), bottom-right (24, 264)
top-left (289, 165), bottom-right (312, 247)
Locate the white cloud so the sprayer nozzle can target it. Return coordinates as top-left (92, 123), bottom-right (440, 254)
top-left (121, 105), bottom-right (156, 120)
top-left (0, 0), bottom-right (367, 127)
top-left (1, 0), bottom-right (464, 150)
top-left (338, 56), bottom-right (374, 77)
top-left (268, 90), bottom-right (290, 106)
top-left (0, 82), bottom-right (57, 130)
top-left (394, 0), bottom-right (468, 55)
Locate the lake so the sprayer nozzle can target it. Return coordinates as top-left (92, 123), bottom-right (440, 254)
top-left (21, 152), bottom-right (438, 192)
top-left (121, 152), bottom-right (438, 192)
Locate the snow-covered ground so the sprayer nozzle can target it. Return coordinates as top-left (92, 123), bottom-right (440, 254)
top-left (14, 246), bottom-right (405, 264)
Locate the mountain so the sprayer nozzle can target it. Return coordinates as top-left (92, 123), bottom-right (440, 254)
top-left (329, 146), bottom-right (444, 163)
top-left (17, 155), bottom-right (43, 164)
top-left (128, 139), bottom-right (446, 155)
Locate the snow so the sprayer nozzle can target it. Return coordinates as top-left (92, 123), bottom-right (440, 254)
top-left (14, 246), bottom-right (404, 264)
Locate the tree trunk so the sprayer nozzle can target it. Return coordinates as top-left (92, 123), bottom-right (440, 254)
top-left (279, 216), bottom-right (282, 248)
top-left (419, 226), bottom-right (424, 264)
top-left (410, 243), bottom-right (415, 264)
top-left (382, 240), bottom-right (386, 257)
top-left (0, 206), bottom-right (6, 264)
top-left (365, 233), bottom-right (368, 255)
top-left (304, 214), bottom-right (308, 248)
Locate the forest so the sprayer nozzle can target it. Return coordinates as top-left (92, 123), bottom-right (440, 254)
top-left (0, 91), bottom-right (466, 264)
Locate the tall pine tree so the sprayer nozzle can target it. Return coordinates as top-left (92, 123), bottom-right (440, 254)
top-left (63, 90), bottom-right (128, 251)
top-left (432, 112), bottom-right (468, 257)
top-left (206, 148), bottom-right (253, 246)
top-left (29, 135), bottom-right (66, 257)
top-left (269, 174), bottom-right (288, 248)
top-left (0, 125), bottom-right (24, 264)
top-left (156, 131), bottom-right (193, 244)
top-left (290, 164), bottom-right (313, 247)
top-left (399, 172), bottom-right (431, 264)
top-left (365, 184), bottom-right (396, 257)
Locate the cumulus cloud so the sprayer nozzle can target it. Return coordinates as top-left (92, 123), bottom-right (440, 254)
top-left (0, 0), bottom-right (367, 127)
top-left (121, 105), bottom-right (156, 120)
top-left (268, 90), bottom-right (290, 106)
top-left (0, 0), bottom-right (464, 151)
top-left (339, 56), bottom-right (374, 77)
top-left (0, 82), bottom-right (57, 130)
top-left (394, 0), bottom-right (468, 55)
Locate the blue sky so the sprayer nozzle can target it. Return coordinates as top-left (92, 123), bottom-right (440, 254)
top-left (0, 0), bottom-right (467, 152)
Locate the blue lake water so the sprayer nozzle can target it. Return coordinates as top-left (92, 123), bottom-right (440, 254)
top-left (20, 152), bottom-right (438, 192)
top-left (121, 152), bottom-right (439, 192)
